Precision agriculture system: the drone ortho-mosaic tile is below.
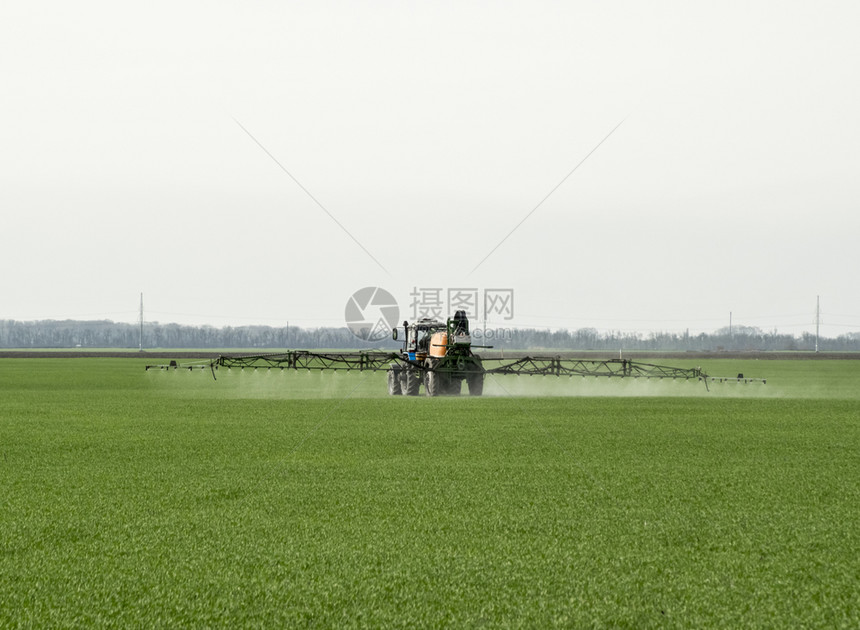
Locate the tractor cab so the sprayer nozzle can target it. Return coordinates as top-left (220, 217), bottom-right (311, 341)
top-left (398, 318), bottom-right (446, 362)
top-left (392, 311), bottom-right (475, 364)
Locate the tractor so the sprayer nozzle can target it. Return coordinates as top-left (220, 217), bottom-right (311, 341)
top-left (387, 310), bottom-right (485, 396)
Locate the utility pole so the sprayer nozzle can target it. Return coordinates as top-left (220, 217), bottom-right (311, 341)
top-left (815, 295), bottom-right (820, 353)
top-left (729, 312), bottom-right (732, 337)
top-left (139, 293), bottom-right (144, 352)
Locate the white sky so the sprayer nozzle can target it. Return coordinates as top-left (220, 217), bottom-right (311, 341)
top-left (2, 1), bottom-right (858, 337)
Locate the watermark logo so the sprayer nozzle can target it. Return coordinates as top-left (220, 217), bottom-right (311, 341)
top-left (409, 287), bottom-right (514, 321)
top-left (345, 287), bottom-right (400, 342)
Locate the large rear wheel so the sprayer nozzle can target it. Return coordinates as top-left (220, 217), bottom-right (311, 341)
top-left (403, 367), bottom-right (421, 396)
top-left (467, 359), bottom-right (484, 396)
top-left (424, 358), bottom-right (447, 397)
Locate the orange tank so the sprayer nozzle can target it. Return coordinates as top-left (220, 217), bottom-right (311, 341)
top-left (429, 331), bottom-right (448, 358)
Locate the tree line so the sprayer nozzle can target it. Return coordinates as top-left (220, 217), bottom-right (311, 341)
top-left (1, 319), bottom-right (859, 352)
top-left (510, 325), bottom-right (860, 352)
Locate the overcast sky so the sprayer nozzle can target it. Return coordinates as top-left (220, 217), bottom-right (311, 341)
top-left (2, 1), bottom-right (858, 337)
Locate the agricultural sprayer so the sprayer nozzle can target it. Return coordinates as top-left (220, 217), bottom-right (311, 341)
top-left (146, 311), bottom-right (765, 394)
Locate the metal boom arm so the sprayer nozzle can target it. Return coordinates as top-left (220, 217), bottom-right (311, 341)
top-left (483, 357), bottom-right (705, 380)
top-left (202, 353), bottom-right (708, 382)
top-left (147, 353), bottom-right (763, 387)
top-left (214, 351), bottom-right (405, 371)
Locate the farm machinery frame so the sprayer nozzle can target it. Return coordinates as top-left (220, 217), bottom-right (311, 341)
top-left (146, 311), bottom-right (765, 394)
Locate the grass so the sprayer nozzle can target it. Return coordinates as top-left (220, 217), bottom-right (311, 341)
top-left (1, 358), bottom-right (858, 627)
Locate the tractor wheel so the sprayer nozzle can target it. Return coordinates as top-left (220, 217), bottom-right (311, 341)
top-left (403, 367), bottom-right (421, 396)
top-left (467, 373), bottom-right (484, 396)
top-left (387, 368), bottom-right (402, 395)
top-left (467, 358), bottom-right (484, 396)
top-left (424, 358), bottom-right (446, 397)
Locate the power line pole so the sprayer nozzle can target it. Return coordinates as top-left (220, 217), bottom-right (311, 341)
top-left (139, 293), bottom-right (144, 352)
top-left (815, 295), bottom-right (820, 353)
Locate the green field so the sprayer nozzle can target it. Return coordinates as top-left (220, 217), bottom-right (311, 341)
top-left (1, 358), bottom-right (858, 627)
